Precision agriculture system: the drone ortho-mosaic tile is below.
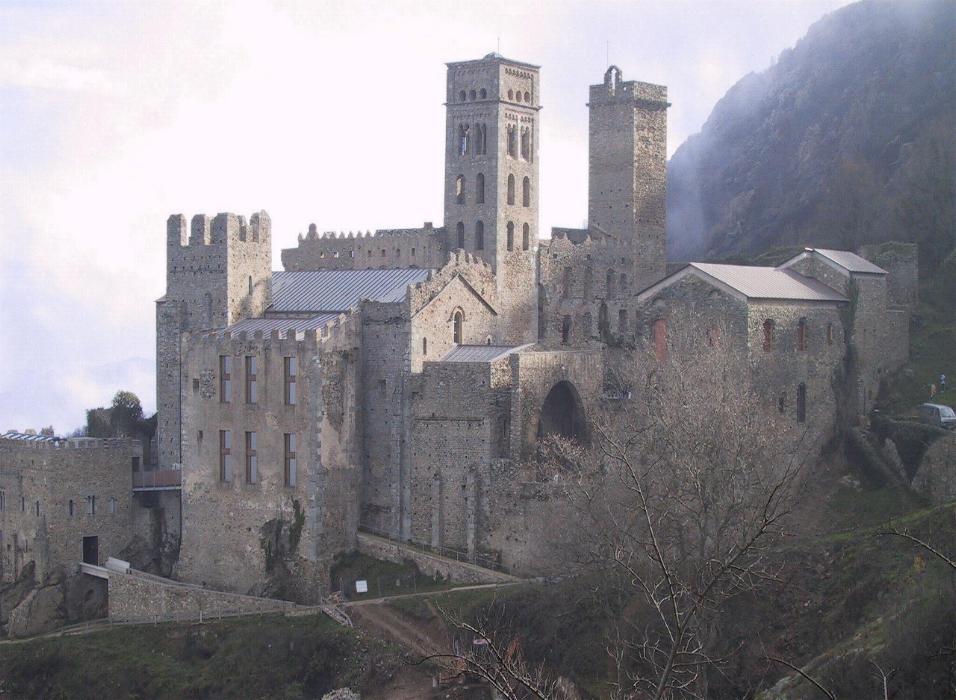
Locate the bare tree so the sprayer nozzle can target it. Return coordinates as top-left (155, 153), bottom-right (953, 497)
top-left (430, 326), bottom-right (815, 698)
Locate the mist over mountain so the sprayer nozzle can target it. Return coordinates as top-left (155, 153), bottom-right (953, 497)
top-left (667, 0), bottom-right (955, 272)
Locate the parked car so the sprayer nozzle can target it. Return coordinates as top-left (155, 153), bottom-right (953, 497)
top-left (918, 403), bottom-right (956, 430)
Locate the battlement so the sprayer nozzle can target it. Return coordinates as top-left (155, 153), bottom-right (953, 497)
top-left (298, 222), bottom-right (437, 242)
top-left (588, 66), bottom-right (668, 108)
top-left (167, 211), bottom-right (271, 249)
top-left (198, 310), bottom-right (360, 351)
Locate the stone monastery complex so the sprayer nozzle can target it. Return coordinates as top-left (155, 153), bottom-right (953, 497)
top-left (2, 54), bottom-right (915, 606)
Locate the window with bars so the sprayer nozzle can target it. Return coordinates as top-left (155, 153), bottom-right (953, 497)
top-left (284, 356), bottom-right (297, 405)
top-left (220, 355), bottom-right (232, 403)
top-left (245, 356), bottom-right (257, 404)
top-left (246, 431), bottom-right (258, 484)
top-left (284, 433), bottom-right (297, 487)
top-left (220, 430), bottom-right (232, 481)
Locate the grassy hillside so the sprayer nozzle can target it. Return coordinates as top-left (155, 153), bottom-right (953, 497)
top-left (0, 614), bottom-right (411, 700)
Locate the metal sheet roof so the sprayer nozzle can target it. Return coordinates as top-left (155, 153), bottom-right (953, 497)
top-left (807, 248), bottom-right (887, 274)
top-left (216, 313), bottom-right (340, 337)
top-left (690, 263), bottom-right (847, 302)
top-left (440, 345), bottom-right (522, 363)
top-left (2, 431), bottom-right (59, 442)
top-left (271, 269), bottom-right (432, 313)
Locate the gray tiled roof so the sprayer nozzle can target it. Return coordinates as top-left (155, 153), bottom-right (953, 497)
top-left (217, 314), bottom-right (340, 337)
top-left (440, 345), bottom-right (524, 363)
top-left (690, 263), bottom-right (847, 302)
top-left (271, 268), bottom-right (432, 313)
top-left (806, 248), bottom-right (887, 274)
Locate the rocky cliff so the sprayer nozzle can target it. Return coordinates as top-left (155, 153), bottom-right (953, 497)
top-left (667, 0), bottom-right (955, 274)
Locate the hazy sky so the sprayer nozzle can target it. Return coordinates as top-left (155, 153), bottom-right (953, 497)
top-left (0, 0), bottom-right (854, 433)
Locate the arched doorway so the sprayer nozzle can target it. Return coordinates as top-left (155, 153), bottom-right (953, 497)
top-left (537, 381), bottom-right (588, 442)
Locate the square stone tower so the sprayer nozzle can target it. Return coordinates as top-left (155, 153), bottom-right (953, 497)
top-left (588, 66), bottom-right (669, 290)
top-left (443, 53), bottom-right (539, 343)
top-left (156, 212), bottom-right (272, 467)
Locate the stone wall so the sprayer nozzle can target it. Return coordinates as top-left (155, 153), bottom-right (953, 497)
top-left (356, 532), bottom-right (516, 585)
top-left (0, 437), bottom-right (137, 583)
top-left (281, 224), bottom-right (447, 272)
top-left (108, 569), bottom-right (297, 621)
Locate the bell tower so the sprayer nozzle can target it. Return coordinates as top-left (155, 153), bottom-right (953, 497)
top-left (588, 66), bottom-right (669, 290)
top-left (443, 53), bottom-right (539, 344)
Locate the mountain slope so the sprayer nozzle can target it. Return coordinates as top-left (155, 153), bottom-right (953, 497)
top-left (667, 0), bottom-right (956, 272)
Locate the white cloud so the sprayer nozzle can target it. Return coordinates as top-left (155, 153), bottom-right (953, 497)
top-left (0, 0), bottom-right (853, 433)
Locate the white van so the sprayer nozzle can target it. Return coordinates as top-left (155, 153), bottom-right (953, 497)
top-left (918, 403), bottom-right (956, 430)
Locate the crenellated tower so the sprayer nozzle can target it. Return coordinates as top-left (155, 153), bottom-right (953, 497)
top-left (443, 53), bottom-right (539, 344)
top-left (588, 66), bottom-right (669, 290)
top-left (156, 211), bottom-right (272, 467)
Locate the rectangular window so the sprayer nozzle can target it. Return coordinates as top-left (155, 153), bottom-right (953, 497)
top-left (219, 429), bottom-right (232, 481)
top-left (284, 432), bottom-right (297, 487)
top-left (109, 497), bottom-right (117, 515)
top-left (797, 384), bottom-right (807, 423)
top-left (220, 355), bottom-right (232, 403)
top-left (245, 356), bottom-right (257, 404)
top-left (34, 500), bottom-right (40, 517)
top-left (284, 356), bottom-right (297, 405)
top-left (245, 431), bottom-right (258, 484)
top-left (87, 495), bottom-right (96, 516)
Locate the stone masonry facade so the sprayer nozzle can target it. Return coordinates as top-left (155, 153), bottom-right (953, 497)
top-left (153, 54), bottom-right (913, 601)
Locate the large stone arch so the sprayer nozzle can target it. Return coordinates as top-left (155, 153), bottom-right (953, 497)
top-left (536, 380), bottom-right (589, 443)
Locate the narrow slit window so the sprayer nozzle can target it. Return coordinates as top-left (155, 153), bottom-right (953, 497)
top-left (245, 355), bottom-right (257, 404)
top-left (284, 356), bottom-right (297, 406)
top-left (561, 315), bottom-right (572, 344)
top-left (797, 383), bottom-right (807, 423)
top-left (246, 431), bottom-right (258, 484)
top-left (522, 176), bottom-right (530, 206)
top-left (476, 173), bottom-right (485, 204)
top-left (506, 222), bottom-right (514, 251)
top-left (475, 220), bottom-right (484, 250)
top-left (522, 223), bottom-right (530, 251)
top-left (456, 222), bottom-right (465, 249)
top-left (284, 433), bottom-right (297, 487)
top-left (507, 174), bottom-right (515, 205)
top-left (797, 317), bottom-right (807, 351)
top-left (219, 430), bottom-right (232, 481)
top-left (219, 355), bottom-right (232, 403)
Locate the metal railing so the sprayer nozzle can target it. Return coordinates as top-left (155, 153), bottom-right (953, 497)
top-left (132, 468), bottom-right (181, 490)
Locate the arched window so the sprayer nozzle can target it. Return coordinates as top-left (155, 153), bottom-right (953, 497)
top-left (455, 175), bottom-right (465, 204)
top-left (796, 383), bottom-right (807, 423)
top-left (458, 124), bottom-right (470, 156)
top-left (475, 220), bottom-right (484, 250)
top-left (522, 223), bottom-right (530, 250)
top-left (507, 125), bottom-right (516, 157)
top-left (619, 273), bottom-right (627, 295)
top-left (583, 267), bottom-right (593, 298)
top-left (523, 91), bottom-right (530, 102)
top-left (458, 90), bottom-right (466, 102)
top-left (506, 222), bottom-right (514, 251)
top-left (618, 309), bottom-right (628, 334)
top-left (453, 310), bottom-right (463, 344)
top-left (422, 337), bottom-right (427, 356)
top-left (507, 89), bottom-right (514, 100)
top-left (475, 124), bottom-right (487, 155)
top-left (520, 128), bottom-right (530, 160)
top-left (582, 312), bottom-right (592, 336)
top-left (522, 176), bottom-right (530, 206)
top-left (476, 173), bottom-right (485, 204)
top-left (763, 319), bottom-right (775, 352)
top-left (797, 317), bottom-right (807, 351)
top-left (469, 89), bottom-right (476, 100)
top-left (652, 319), bottom-right (668, 362)
top-left (456, 221), bottom-right (465, 249)
top-left (507, 174), bottom-right (515, 205)
top-left (480, 88), bottom-right (487, 99)
top-left (606, 269), bottom-right (616, 297)
top-left (561, 316), bottom-right (572, 344)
